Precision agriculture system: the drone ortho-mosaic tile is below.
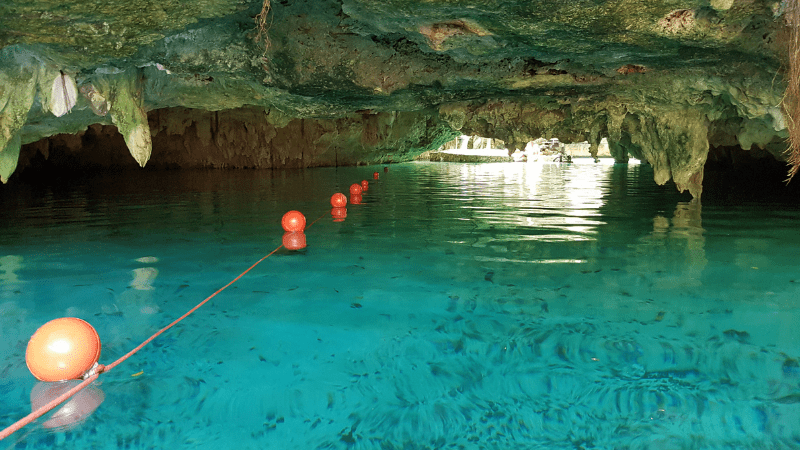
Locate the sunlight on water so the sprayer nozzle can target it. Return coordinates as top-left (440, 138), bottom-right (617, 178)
top-left (1, 161), bottom-right (799, 449)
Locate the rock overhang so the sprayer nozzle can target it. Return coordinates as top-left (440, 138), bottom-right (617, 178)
top-left (0, 0), bottom-right (796, 196)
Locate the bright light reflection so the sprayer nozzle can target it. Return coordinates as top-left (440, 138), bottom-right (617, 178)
top-left (475, 256), bottom-right (587, 264)
top-left (508, 233), bottom-right (597, 242)
top-left (453, 159), bottom-right (613, 242)
top-left (48, 339), bottom-right (72, 354)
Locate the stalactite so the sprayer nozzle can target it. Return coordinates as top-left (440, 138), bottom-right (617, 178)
top-left (0, 65), bottom-right (37, 183)
top-left (94, 70), bottom-right (152, 167)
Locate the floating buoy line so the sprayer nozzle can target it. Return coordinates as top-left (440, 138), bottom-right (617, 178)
top-left (0, 171), bottom-right (383, 441)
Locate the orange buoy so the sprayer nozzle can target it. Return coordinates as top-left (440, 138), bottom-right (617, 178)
top-left (330, 193), bottom-right (347, 208)
top-left (281, 210), bottom-right (306, 232)
top-left (360, 180), bottom-right (369, 191)
top-left (349, 183), bottom-right (362, 195)
top-left (331, 207), bottom-right (347, 221)
top-left (282, 231), bottom-right (307, 250)
top-left (26, 318), bottom-right (102, 382)
top-left (373, 172), bottom-right (379, 179)
top-left (350, 193), bottom-right (363, 205)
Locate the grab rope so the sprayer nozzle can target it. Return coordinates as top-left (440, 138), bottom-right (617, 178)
top-left (1, 209), bottom-right (333, 441)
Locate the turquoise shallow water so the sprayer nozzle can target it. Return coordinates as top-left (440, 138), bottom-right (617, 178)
top-left (1, 160), bottom-right (799, 449)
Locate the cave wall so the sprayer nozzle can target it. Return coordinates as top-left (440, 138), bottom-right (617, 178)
top-left (1, 0), bottom-right (797, 197)
top-left (17, 107), bottom-right (457, 172)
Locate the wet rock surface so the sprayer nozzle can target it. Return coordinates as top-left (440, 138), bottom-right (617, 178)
top-left (0, 0), bottom-right (796, 196)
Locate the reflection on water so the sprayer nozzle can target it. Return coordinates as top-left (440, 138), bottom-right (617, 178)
top-left (0, 255), bottom-right (24, 296)
top-left (450, 161), bottom-right (609, 240)
top-left (0, 162), bottom-right (798, 450)
top-left (636, 200), bottom-right (707, 289)
top-left (30, 381), bottom-right (105, 430)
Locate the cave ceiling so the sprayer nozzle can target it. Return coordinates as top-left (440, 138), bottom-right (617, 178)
top-left (0, 0), bottom-right (794, 196)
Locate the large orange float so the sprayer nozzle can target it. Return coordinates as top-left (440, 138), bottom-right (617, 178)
top-left (26, 318), bottom-right (101, 382)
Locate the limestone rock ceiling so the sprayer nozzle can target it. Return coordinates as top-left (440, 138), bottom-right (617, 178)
top-left (0, 0), bottom-right (794, 196)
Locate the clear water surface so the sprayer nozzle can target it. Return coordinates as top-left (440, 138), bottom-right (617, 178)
top-left (1, 160), bottom-right (799, 449)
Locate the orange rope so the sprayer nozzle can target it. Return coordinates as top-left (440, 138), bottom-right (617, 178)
top-left (0, 372), bottom-right (101, 441)
top-left (1, 211), bottom-right (329, 442)
top-left (102, 244), bottom-right (284, 372)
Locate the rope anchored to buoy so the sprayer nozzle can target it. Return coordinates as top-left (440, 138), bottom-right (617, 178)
top-left (0, 200), bottom-right (352, 441)
top-left (0, 242), bottom-right (285, 442)
top-left (1, 170), bottom-right (384, 441)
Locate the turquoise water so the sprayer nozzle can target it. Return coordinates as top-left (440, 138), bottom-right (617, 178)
top-left (1, 160), bottom-right (799, 449)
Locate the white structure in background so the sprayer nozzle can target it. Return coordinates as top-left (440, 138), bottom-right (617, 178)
top-left (524, 140), bottom-right (542, 161)
top-left (524, 138), bottom-right (566, 162)
top-left (439, 135), bottom-right (509, 157)
top-left (597, 137), bottom-right (610, 156)
top-left (432, 135), bottom-right (612, 160)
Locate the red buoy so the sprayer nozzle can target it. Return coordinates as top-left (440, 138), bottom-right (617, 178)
top-left (373, 172), bottom-right (379, 179)
top-left (330, 193), bottom-right (347, 208)
top-left (26, 318), bottom-right (102, 382)
top-left (349, 183), bottom-right (362, 195)
top-left (281, 210), bottom-right (306, 232)
top-left (361, 180), bottom-right (369, 192)
top-left (282, 231), bottom-right (307, 250)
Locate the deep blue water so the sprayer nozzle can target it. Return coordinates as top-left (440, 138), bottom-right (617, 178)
top-left (1, 160), bottom-right (799, 449)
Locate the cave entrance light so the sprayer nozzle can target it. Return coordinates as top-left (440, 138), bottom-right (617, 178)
top-left (435, 135), bottom-right (625, 162)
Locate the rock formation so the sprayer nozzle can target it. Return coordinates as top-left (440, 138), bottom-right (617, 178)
top-left (0, 0), bottom-right (797, 196)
